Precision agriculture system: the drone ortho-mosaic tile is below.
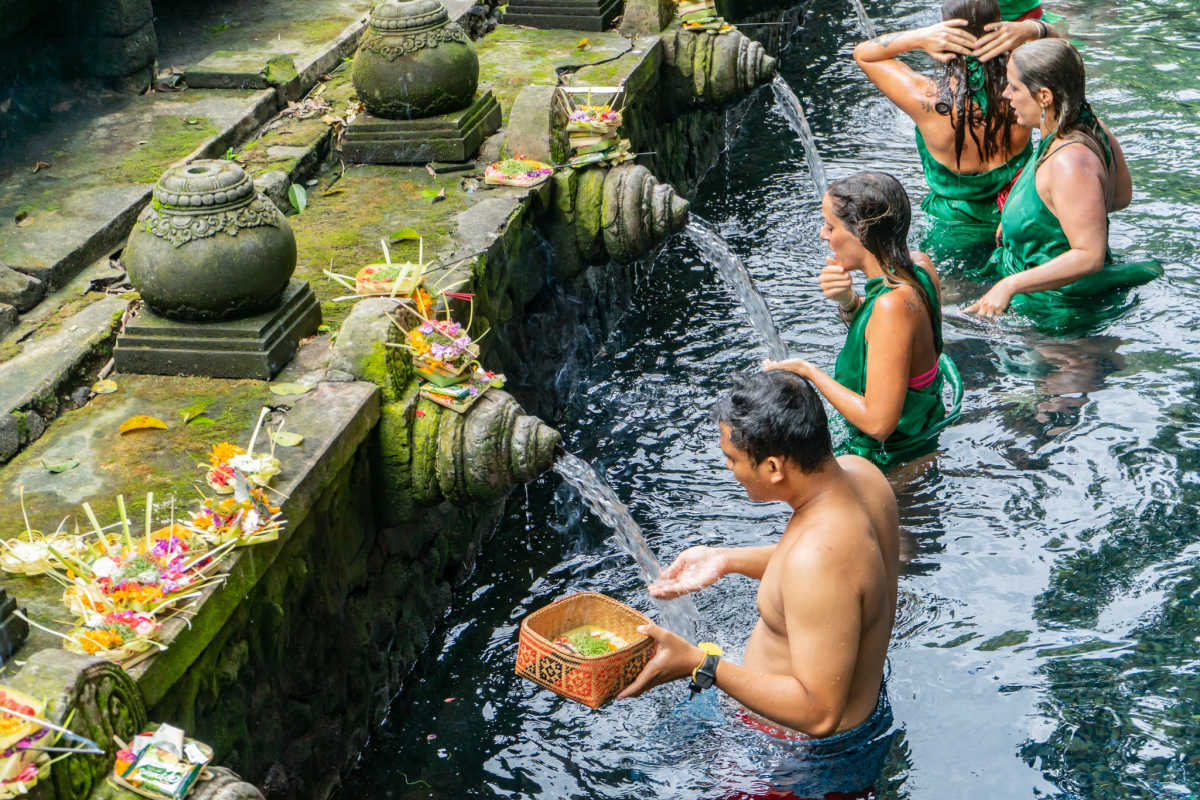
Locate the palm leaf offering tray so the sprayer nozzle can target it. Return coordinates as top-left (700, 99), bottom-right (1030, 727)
top-left (515, 592), bottom-right (656, 709)
top-left (0, 686), bottom-right (101, 799)
top-left (564, 91), bottom-right (634, 167)
top-left (484, 158), bottom-right (554, 188)
top-left (418, 369), bottom-right (505, 413)
top-left (9, 409), bottom-right (289, 667)
top-left (111, 723), bottom-right (213, 800)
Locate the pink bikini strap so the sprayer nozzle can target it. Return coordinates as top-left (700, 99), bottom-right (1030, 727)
top-left (908, 363), bottom-right (939, 389)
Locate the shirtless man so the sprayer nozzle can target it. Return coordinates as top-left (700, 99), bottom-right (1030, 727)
top-left (618, 370), bottom-right (899, 749)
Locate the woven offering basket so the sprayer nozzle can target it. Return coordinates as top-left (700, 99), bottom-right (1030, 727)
top-left (516, 592), bottom-right (656, 709)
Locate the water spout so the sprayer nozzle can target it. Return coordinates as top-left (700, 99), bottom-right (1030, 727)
top-left (770, 75), bottom-right (828, 198)
top-left (848, 0), bottom-right (877, 38)
top-left (686, 217), bottom-right (788, 361)
top-left (553, 452), bottom-right (699, 639)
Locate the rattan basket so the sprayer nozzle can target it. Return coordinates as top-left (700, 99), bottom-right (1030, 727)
top-left (516, 592), bottom-right (656, 709)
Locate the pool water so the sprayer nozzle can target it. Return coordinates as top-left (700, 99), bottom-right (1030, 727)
top-left (343, 0), bottom-right (1200, 797)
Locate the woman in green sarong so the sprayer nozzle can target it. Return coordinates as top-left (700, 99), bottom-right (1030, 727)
top-left (766, 172), bottom-right (962, 467)
top-left (853, 0), bottom-right (1051, 259)
top-left (965, 39), bottom-right (1162, 330)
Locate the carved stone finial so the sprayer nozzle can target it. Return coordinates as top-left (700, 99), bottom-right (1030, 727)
top-left (123, 160), bottom-right (297, 321)
top-left (352, 0), bottom-right (479, 119)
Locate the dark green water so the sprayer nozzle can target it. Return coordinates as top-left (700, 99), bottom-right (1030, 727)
top-left (344, 1), bottom-right (1200, 797)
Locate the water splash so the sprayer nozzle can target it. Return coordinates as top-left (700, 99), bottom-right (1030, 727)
top-left (770, 75), bottom-right (828, 198)
top-left (848, 0), bottom-right (877, 38)
top-left (554, 452), bottom-right (699, 638)
top-left (686, 217), bottom-right (788, 361)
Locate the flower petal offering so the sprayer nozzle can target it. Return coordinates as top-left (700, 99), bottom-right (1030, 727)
top-left (484, 158), bottom-right (554, 188)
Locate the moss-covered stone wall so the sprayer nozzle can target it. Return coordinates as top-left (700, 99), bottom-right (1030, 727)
top-left (148, 438), bottom-right (505, 800)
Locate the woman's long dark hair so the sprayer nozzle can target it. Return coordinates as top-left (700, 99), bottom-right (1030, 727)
top-left (1011, 39), bottom-right (1111, 172)
top-left (935, 0), bottom-right (1014, 167)
top-left (827, 172), bottom-right (940, 352)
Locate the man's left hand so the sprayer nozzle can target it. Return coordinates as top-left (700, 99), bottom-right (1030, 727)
top-left (616, 623), bottom-right (703, 699)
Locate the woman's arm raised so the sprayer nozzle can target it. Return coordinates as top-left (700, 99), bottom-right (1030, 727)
top-left (852, 24), bottom-right (973, 122)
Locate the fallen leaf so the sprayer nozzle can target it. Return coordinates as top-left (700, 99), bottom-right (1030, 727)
top-left (32, 161), bottom-right (51, 173)
top-left (432, 187), bottom-right (446, 204)
top-left (272, 431), bottom-right (304, 447)
top-left (389, 227), bottom-right (420, 241)
top-left (288, 183), bottom-right (307, 213)
top-left (576, 37), bottom-right (590, 49)
top-left (305, 178), bottom-right (318, 186)
top-left (425, 163), bottom-right (437, 178)
top-left (180, 403), bottom-right (209, 424)
top-left (322, 187), bottom-right (345, 197)
top-left (42, 458), bottom-right (80, 474)
top-left (188, 417), bottom-right (215, 427)
top-left (16, 213), bottom-right (34, 227)
top-left (118, 415), bottom-right (168, 434)
top-left (91, 378), bottom-right (118, 394)
top-left (269, 382), bottom-right (312, 396)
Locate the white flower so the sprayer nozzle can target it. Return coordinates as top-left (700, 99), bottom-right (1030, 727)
top-left (91, 556), bottom-right (118, 579)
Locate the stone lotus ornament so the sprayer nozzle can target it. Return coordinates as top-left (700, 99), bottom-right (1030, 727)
top-left (124, 160), bottom-right (296, 321)
top-left (352, 0), bottom-right (478, 119)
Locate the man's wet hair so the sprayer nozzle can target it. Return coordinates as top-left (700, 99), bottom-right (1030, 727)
top-left (714, 371), bottom-right (834, 472)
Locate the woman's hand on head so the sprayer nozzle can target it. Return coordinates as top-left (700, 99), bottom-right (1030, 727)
top-left (763, 358), bottom-right (816, 380)
top-left (919, 19), bottom-right (976, 64)
top-left (973, 20), bottom-right (1042, 62)
top-left (819, 259), bottom-right (857, 309)
top-left (964, 278), bottom-right (1015, 316)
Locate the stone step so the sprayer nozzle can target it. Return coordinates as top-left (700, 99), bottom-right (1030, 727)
top-left (0, 296), bottom-right (130, 462)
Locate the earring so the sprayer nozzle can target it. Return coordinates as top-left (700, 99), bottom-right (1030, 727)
top-left (1040, 104), bottom-right (1047, 126)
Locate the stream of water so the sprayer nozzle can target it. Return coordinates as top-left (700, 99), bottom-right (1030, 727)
top-left (553, 452), bottom-right (700, 638)
top-left (770, 75), bottom-right (829, 198)
top-left (346, 0), bottom-right (1199, 797)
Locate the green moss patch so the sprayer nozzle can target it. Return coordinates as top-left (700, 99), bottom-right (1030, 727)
top-left (110, 115), bottom-right (220, 184)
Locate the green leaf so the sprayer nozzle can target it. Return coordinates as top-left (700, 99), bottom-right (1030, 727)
top-left (42, 458), bottom-right (80, 474)
top-left (389, 227), bottom-right (420, 242)
top-left (288, 183), bottom-right (308, 213)
top-left (180, 403), bottom-right (209, 424)
top-left (272, 431), bottom-right (304, 447)
top-left (91, 378), bottom-right (118, 394)
top-left (269, 382), bottom-right (312, 396)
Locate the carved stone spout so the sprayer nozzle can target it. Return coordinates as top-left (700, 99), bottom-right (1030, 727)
top-left (664, 27), bottom-right (777, 106)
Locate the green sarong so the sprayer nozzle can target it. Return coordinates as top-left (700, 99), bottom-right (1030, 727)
top-left (998, 0), bottom-right (1040, 20)
top-left (983, 134), bottom-right (1162, 333)
top-left (832, 266), bottom-right (963, 467)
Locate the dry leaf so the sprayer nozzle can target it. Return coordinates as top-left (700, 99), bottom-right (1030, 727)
top-left (576, 38), bottom-right (590, 49)
top-left (322, 187), bottom-right (345, 197)
top-left (16, 215), bottom-right (34, 227)
top-left (269, 382), bottom-right (312, 396)
top-left (91, 378), bottom-right (118, 394)
top-left (118, 415), bottom-right (168, 434)
top-left (42, 458), bottom-right (80, 473)
top-left (272, 431), bottom-right (304, 447)
top-left (432, 188), bottom-right (446, 204)
top-left (425, 163), bottom-right (436, 178)
top-left (32, 161), bottom-right (50, 173)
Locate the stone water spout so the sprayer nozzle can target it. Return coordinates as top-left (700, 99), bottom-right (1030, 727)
top-left (329, 299), bottom-right (560, 519)
top-left (663, 26), bottom-right (777, 106)
top-left (555, 163), bottom-right (690, 265)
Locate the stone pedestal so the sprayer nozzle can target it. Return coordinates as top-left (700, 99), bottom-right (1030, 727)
top-left (114, 280), bottom-right (321, 380)
top-left (341, 91), bottom-right (501, 164)
top-left (502, 0), bottom-right (624, 31)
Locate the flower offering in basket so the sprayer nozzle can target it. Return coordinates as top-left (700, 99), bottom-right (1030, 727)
top-left (111, 723), bottom-right (212, 800)
top-left (515, 592), bottom-right (656, 709)
top-left (399, 317), bottom-right (482, 387)
top-left (203, 442), bottom-right (280, 495)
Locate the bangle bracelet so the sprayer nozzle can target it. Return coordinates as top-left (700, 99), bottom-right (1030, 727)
top-left (1035, 20), bottom-right (1049, 38)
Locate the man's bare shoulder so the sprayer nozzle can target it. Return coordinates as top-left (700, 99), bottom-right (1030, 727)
top-left (836, 455), bottom-right (898, 511)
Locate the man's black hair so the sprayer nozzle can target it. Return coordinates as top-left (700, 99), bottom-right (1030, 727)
top-left (714, 371), bottom-right (833, 472)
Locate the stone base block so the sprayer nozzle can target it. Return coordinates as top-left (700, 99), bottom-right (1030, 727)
top-left (341, 92), bottom-right (501, 165)
top-left (502, 0), bottom-right (623, 31)
top-left (114, 280), bottom-right (322, 380)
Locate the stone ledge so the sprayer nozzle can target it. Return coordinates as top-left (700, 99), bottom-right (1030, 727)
top-left (0, 296), bottom-right (129, 462)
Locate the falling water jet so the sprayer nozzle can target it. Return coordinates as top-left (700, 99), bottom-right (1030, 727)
top-left (686, 216), bottom-right (788, 361)
top-left (553, 451), bottom-right (700, 639)
top-left (770, 75), bottom-right (828, 198)
top-left (848, 0), bottom-right (877, 38)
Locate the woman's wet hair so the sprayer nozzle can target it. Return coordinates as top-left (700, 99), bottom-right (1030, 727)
top-left (935, 0), bottom-right (1014, 166)
top-left (826, 171), bottom-right (940, 348)
top-left (1011, 39), bottom-right (1110, 167)
top-left (714, 371), bottom-right (832, 473)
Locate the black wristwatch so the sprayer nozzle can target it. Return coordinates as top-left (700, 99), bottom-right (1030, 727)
top-left (688, 643), bottom-right (724, 696)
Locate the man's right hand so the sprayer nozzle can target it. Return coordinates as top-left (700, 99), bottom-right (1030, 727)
top-left (649, 546), bottom-right (728, 599)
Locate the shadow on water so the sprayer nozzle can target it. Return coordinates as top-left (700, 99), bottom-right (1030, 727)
top-left (342, 0), bottom-right (1200, 797)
